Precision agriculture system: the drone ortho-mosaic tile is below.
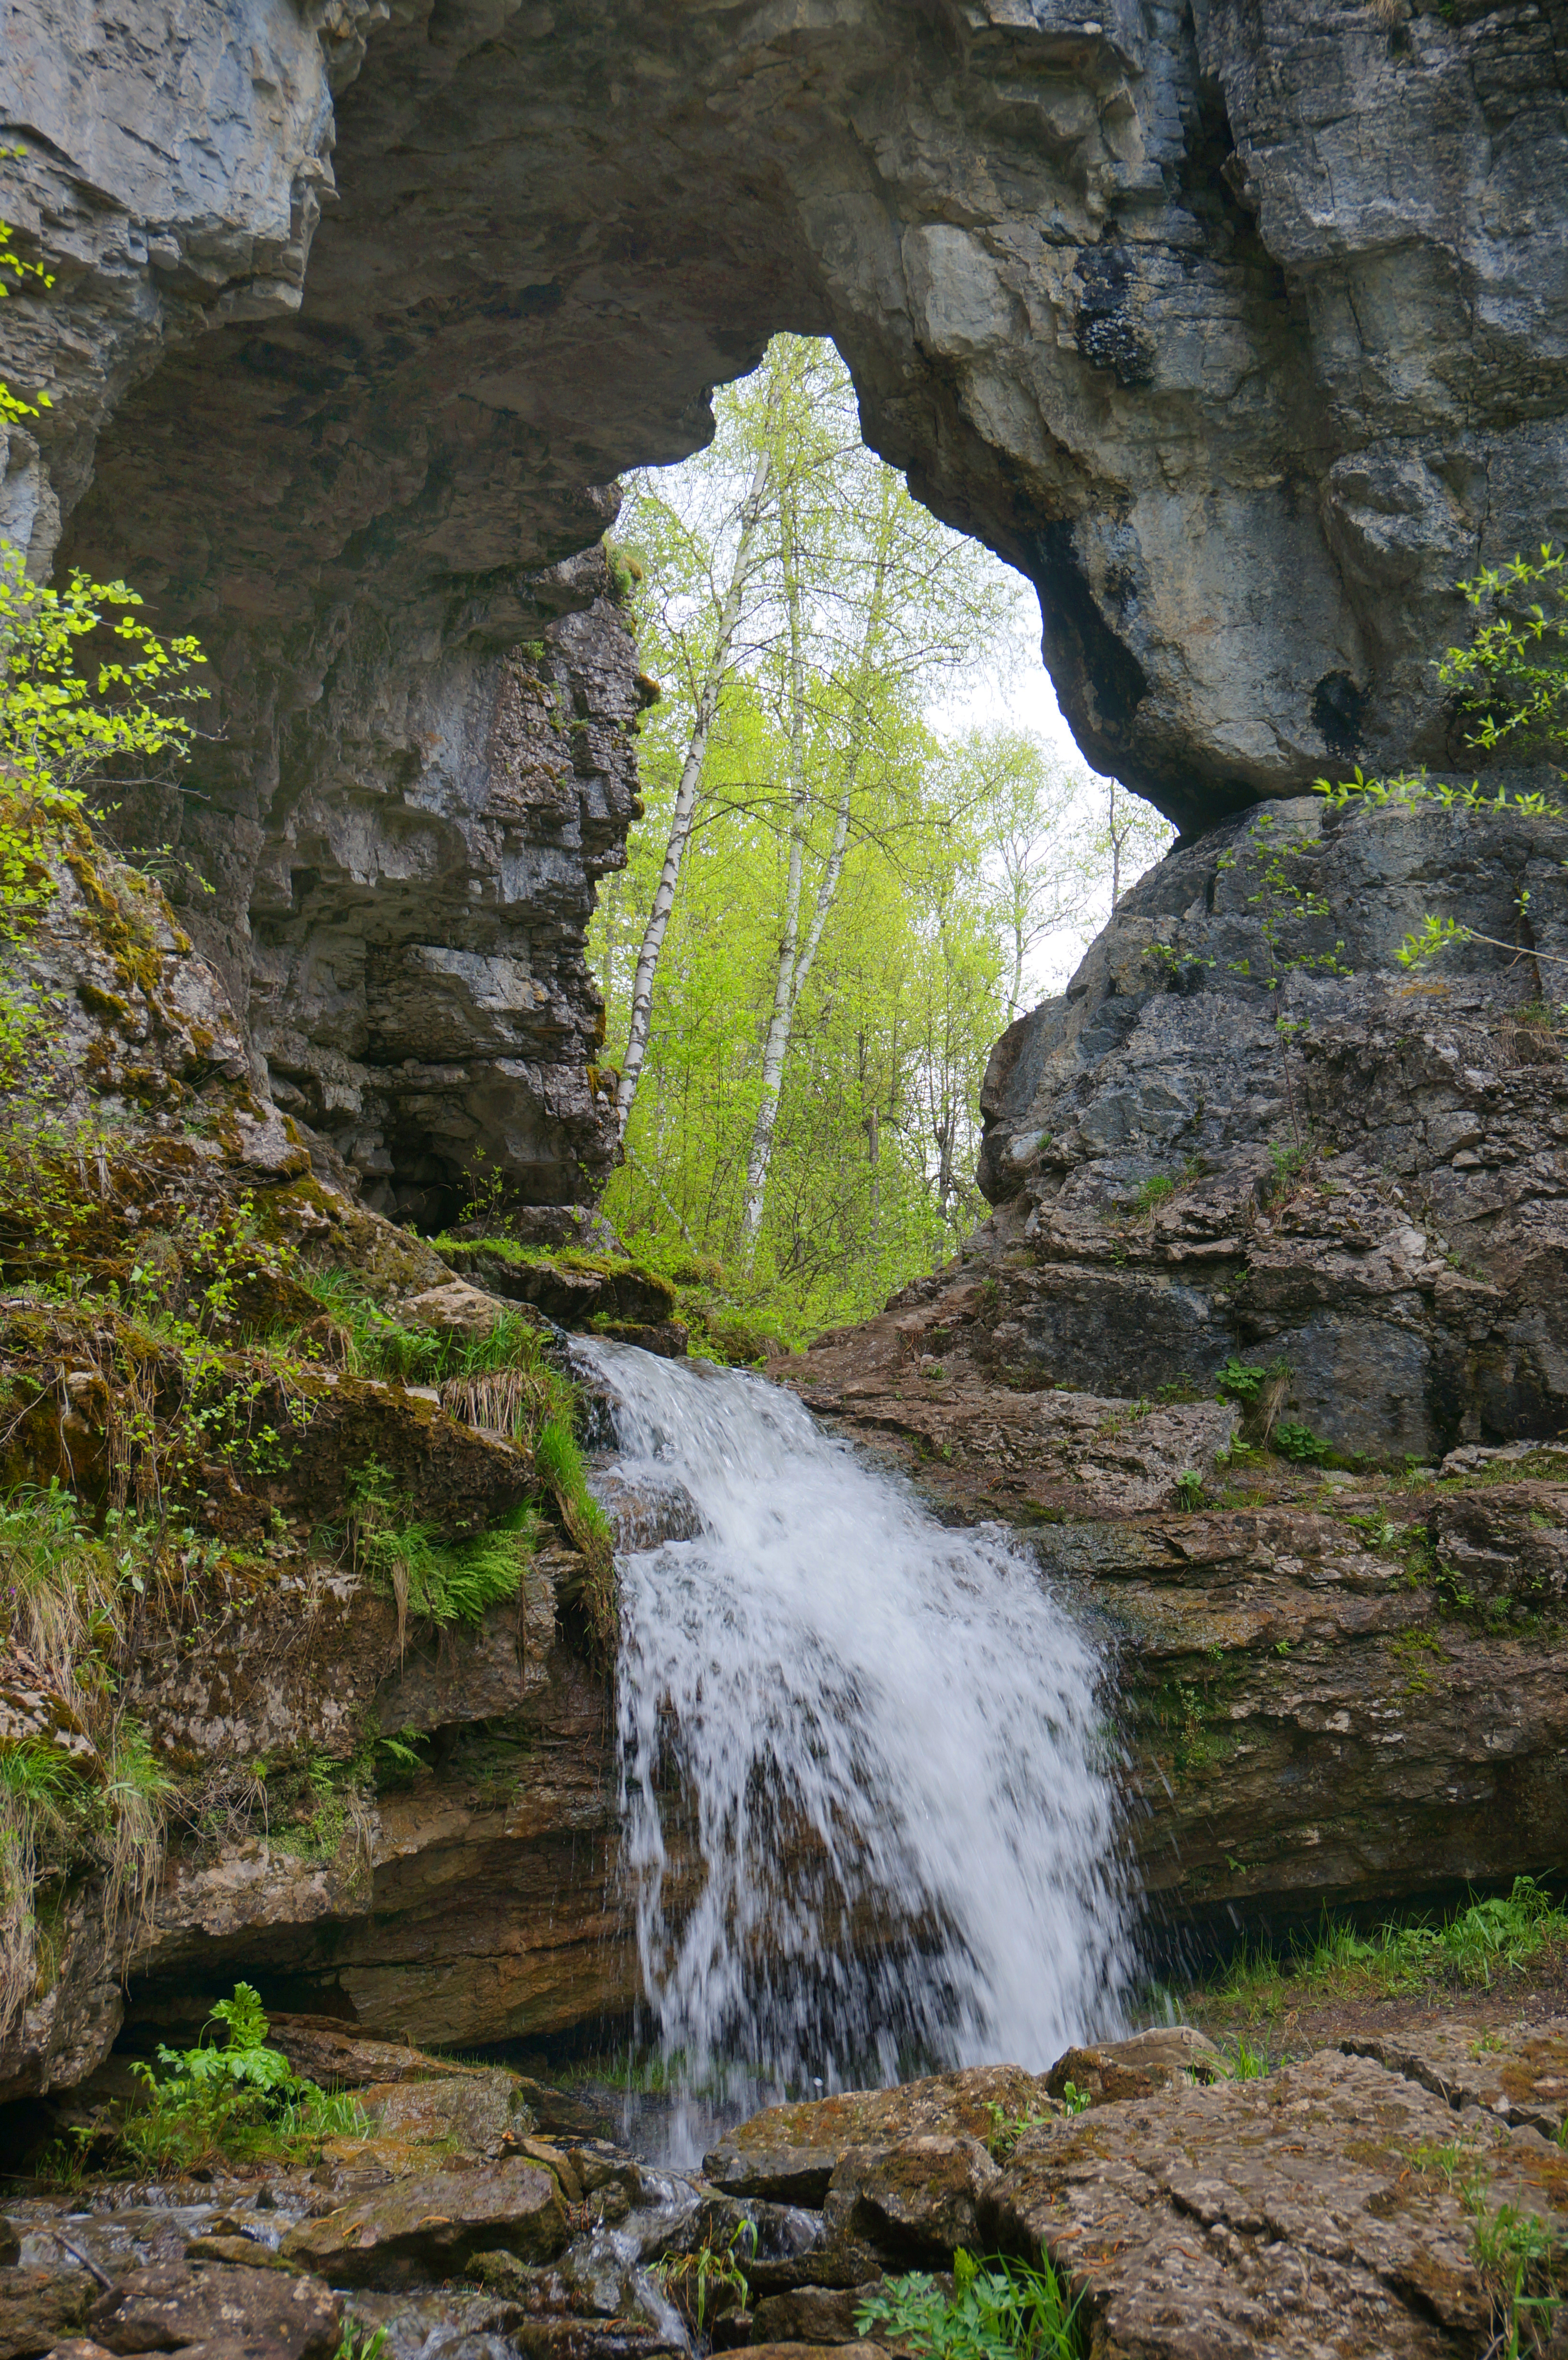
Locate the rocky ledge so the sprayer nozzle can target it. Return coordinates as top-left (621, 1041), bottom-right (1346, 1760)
top-left (7, 2019), bottom-right (1567, 2360)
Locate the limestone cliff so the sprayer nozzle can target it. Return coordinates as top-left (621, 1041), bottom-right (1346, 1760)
top-left (3, 0), bottom-right (1567, 1209)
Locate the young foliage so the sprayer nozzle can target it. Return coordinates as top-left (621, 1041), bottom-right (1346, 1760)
top-left (856, 2248), bottom-right (1081, 2360)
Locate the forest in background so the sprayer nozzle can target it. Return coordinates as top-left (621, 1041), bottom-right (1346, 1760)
top-left (590, 337), bottom-right (1172, 1340)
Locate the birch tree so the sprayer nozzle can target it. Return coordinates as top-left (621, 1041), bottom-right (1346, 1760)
top-left (613, 442), bottom-right (772, 1142)
top-left (954, 727), bottom-right (1095, 1017)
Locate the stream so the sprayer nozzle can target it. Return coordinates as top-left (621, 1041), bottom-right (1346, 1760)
top-left (577, 1338), bottom-right (1134, 2142)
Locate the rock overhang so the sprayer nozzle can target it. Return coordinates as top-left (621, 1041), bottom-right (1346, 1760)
top-left (1, 0), bottom-right (1566, 1202)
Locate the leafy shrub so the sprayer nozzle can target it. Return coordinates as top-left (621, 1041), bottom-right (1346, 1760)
top-left (108, 1981), bottom-right (368, 2176)
top-left (856, 2248), bottom-right (1080, 2360)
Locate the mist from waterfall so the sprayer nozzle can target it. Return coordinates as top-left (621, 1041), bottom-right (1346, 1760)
top-left (577, 1338), bottom-right (1135, 2102)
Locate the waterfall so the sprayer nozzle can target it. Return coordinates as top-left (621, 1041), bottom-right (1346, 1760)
top-left (576, 1338), bottom-right (1134, 2096)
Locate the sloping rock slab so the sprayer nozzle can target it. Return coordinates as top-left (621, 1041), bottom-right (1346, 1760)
top-left (87, 2263), bottom-right (341, 2360)
top-left (1343, 2019), bottom-right (1568, 2139)
top-left (0, 2269), bottom-right (95, 2360)
top-left (262, 2017), bottom-right (483, 2090)
top-left (703, 2065), bottom-right (1049, 2205)
top-left (983, 2049), bottom-right (1542, 2359)
top-left (280, 2162), bottom-right (568, 2287)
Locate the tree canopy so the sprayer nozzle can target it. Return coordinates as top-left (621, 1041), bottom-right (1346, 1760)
top-left (591, 336), bottom-right (1172, 1338)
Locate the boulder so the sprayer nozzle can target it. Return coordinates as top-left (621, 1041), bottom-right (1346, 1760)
top-left (87, 2264), bottom-right (341, 2360)
top-left (703, 2065), bottom-right (1051, 2204)
top-left (279, 2161), bottom-right (570, 2286)
top-left (1340, 2019), bottom-right (1568, 2139)
top-left (1043, 2025), bottom-right (1227, 2107)
top-left (399, 1281), bottom-right (527, 1343)
top-left (355, 2067), bottom-right (526, 2161)
top-left (0, 2272), bottom-right (96, 2360)
top-left (260, 2017), bottom-right (479, 2091)
top-left (749, 2289), bottom-right (881, 2346)
top-left (823, 2136), bottom-right (998, 2267)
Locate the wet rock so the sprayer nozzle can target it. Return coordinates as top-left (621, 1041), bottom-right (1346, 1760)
top-left (39, 2342), bottom-right (119, 2360)
top-left (0, 2270), bottom-right (96, 2360)
top-left (512, 2086), bottom-right (615, 2145)
top-left (279, 2162), bottom-right (570, 2287)
top-left (180, 2238), bottom-right (296, 2272)
top-left (822, 2137), bottom-right (997, 2268)
top-left (1043, 2026), bottom-right (1226, 2107)
top-left (508, 2327), bottom-right (683, 2360)
top-left (703, 2066), bottom-right (1052, 2205)
top-left (356, 2068), bottom-right (527, 2163)
top-left (87, 2262), bottom-right (341, 2360)
top-left (982, 2047), bottom-right (1563, 2360)
top-left (749, 2289), bottom-right (880, 2346)
top-left (591, 1475), bottom-right (703, 1553)
top-left (744, 2344), bottom-right (882, 2360)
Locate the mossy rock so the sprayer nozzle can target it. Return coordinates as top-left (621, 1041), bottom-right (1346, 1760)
top-left (436, 1238), bottom-right (676, 1329)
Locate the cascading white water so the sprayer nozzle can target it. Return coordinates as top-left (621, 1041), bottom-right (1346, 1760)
top-left (577, 1337), bottom-right (1134, 2092)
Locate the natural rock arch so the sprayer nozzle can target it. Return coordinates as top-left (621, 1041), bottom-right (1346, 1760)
top-left (3, 0), bottom-right (1566, 1205)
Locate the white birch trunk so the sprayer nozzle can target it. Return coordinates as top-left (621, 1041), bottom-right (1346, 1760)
top-left (740, 502), bottom-right (890, 1254)
top-left (740, 485), bottom-right (808, 1249)
top-left (613, 446), bottom-right (772, 1143)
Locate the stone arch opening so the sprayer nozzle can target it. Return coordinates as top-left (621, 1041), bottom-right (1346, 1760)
top-left (7, 0), bottom-right (1565, 1206)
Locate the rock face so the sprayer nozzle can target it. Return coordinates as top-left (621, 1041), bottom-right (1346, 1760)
top-left (2, 0), bottom-right (1566, 1218)
top-left (974, 789), bottom-right (1568, 1462)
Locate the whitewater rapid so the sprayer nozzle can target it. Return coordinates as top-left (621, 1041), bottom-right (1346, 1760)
top-left (576, 1337), bottom-right (1134, 2094)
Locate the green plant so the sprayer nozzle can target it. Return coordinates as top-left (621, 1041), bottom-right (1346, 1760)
top-left (345, 1462), bottom-right (530, 1649)
top-left (1272, 1418), bottom-right (1331, 1465)
top-left (122, 1980), bottom-right (303, 2174)
top-left (1, 174), bottom-right (55, 426)
top-left (332, 2326), bottom-right (388, 2360)
top-left (856, 2248), bottom-right (1080, 2360)
top-left (532, 1414), bottom-right (618, 1664)
top-left (1215, 1358), bottom-right (1269, 1404)
top-left (983, 2099), bottom-right (1059, 2160)
top-left (0, 1482), bottom-right (171, 2035)
top-left (1174, 1470), bottom-right (1204, 1510)
top-left (94, 1980), bottom-right (371, 2177)
top-left (1438, 543), bottom-right (1568, 761)
top-left (1470, 2200), bottom-right (1565, 2359)
top-left (1060, 2080), bottom-right (1091, 2117)
top-left (655, 2219), bottom-right (757, 2333)
top-left (1230, 2036), bottom-right (1268, 2079)
top-left (0, 541), bottom-right (208, 923)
